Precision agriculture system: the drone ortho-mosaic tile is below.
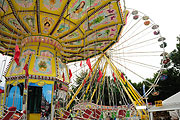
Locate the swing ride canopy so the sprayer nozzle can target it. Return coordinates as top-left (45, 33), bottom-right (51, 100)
top-left (0, 0), bottom-right (126, 62)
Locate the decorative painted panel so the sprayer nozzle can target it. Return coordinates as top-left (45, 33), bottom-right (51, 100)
top-left (6, 56), bottom-right (29, 77)
top-left (29, 55), bottom-right (56, 77)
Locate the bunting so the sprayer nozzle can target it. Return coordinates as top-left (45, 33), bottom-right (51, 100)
top-left (23, 63), bottom-right (29, 77)
top-left (97, 70), bottom-right (102, 82)
top-left (89, 72), bottom-right (91, 76)
top-left (0, 89), bottom-right (4, 94)
top-left (113, 72), bottom-right (116, 82)
top-left (69, 69), bottom-right (72, 79)
top-left (62, 73), bottom-right (65, 82)
top-left (82, 79), bottom-right (86, 86)
top-left (80, 61), bottom-right (82, 67)
top-left (86, 58), bottom-right (92, 72)
top-left (121, 73), bottom-right (125, 81)
top-left (14, 45), bottom-right (20, 66)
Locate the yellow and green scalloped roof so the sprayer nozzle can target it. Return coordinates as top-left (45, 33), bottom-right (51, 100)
top-left (0, 0), bottom-right (126, 63)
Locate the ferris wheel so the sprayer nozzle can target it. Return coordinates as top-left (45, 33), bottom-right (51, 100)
top-left (108, 8), bottom-right (167, 96)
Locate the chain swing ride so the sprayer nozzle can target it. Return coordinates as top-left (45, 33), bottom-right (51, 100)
top-left (0, 0), bottom-right (168, 119)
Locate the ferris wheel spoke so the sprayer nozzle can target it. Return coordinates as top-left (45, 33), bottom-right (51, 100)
top-left (111, 56), bottom-right (160, 70)
top-left (112, 55), bottom-right (160, 58)
top-left (113, 59), bottom-right (159, 71)
top-left (125, 23), bottom-right (144, 39)
top-left (111, 37), bottom-right (159, 52)
top-left (126, 41), bottom-right (160, 52)
top-left (111, 58), bottom-right (153, 85)
top-left (118, 18), bottom-right (142, 42)
top-left (111, 51), bottom-right (163, 55)
top-left (121, 14), bottom-right (133, 34)
top-left (126, 30), bottom-right (154, 47)
top-left (117, 25), bottom-right (153, 47)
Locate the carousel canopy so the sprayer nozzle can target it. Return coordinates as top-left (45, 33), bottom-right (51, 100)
top-left (0, 0), bottom-right (126, 63)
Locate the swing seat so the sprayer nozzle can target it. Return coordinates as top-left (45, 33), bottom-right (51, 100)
top-left (90, 109), bottom-right (101, 119)
top-left (1, 106), bottom-right (16, 120)
top-left (17, 110), bottom-right (26, 120)
top-left (62, 110), bottom-right (70, 119)
top-left (56, 110), bottom-right (70, 120)
top-left (74, 109), bottom-right (92, 120)
top-left (83, 109), bottom-right (92, 119)
top-left (118, 110), bottom-right (126, 118)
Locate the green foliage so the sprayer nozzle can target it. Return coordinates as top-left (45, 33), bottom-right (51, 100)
top-left (152, 36), bottom-right (180, 101)
top-left (169, 36), bottom-right (180, 69)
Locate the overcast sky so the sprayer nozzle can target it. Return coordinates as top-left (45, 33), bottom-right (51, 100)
top-left (125, 0), bottom-right (180, 52)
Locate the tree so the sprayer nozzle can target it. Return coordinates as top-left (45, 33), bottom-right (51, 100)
top-left (169, 36), bottom-right (180, 69)
top-left (149, 36), bottom-right (180, 103)
top-left (155, 36), bottom-right (180, 100)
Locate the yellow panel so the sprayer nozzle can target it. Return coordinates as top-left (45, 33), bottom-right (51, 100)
top-left (63, 0), bottom-right (111, 24)
top-left (0, 0), bottom-right (126, 63)
top-left (40, 0), bottom-right (68, 15)
top-left (51, 19), bottom-right (76, 38)
top-left (0, 0), bottom-right (12, 17)
top-left (21, 42), bottom-right (38, 56)
top-left (60, 29), bottom-right (83, 42)
top-left (6, 79), bottom-right (25, 85)
top-left (6, 56), bottom-right (30, 77)
top-left (29, 55), bottom-right (56, 77)
top-left (85, 25), bottom-right (121, 44)
top-left (39, 43), bottom-right (56, 57)
top-left (61, 47), bottom-right (81, 54)
top-left (0, 35), bottom-right (19, 45)
top-left (80, 2), bottom-right (123, 34)
top-left (0, 46), bottom-right (9, 53)
top-left (40, 42), bottom-right (55, 49)
top-left (18, 12), bottom-right (38, 35)
top-left (11, 0), bottom-right (36, 11)
top-left (2, 14), bottom-right (26, 35)
top-left (61, 37), bottom-right (83, 48)
top-left (25, 41), bottom-right (39, 46)
top-left (28, 79), bottom-right (54, 85)
top-left (27, 113), bottom-right (40, 120)
top-left (40, 13), bottom-right (59, 36)
top-left (0, 24), bottom-right (22, 40)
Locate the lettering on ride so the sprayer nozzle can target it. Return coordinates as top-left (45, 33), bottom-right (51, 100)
top-left (155, 100), bottom-right (163, 107)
